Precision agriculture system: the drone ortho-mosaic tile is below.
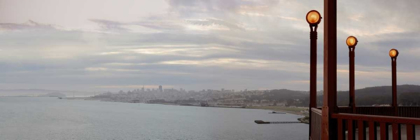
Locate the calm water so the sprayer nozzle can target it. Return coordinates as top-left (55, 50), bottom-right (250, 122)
top-left (0, 97), bottom-right (307, 140)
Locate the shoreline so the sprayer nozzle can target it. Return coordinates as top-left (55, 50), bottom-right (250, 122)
top-left (140, 103), bottom-right (310, 123)
top-left (137, 102), bottom-right (307, 116)
top-left (63, 97), bottom-right (308, 116)
top-left (64, 97), bottom-right (310, 123)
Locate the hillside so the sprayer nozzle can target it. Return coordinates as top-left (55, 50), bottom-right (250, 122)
top-left (328, 85), bottom-right (420, 106)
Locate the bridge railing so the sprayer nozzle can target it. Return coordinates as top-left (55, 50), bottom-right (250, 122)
top-left (332, 112), bottom-right (420, 140)
top-left (310, 108), bottom-right (322, 140)
top-left (337, 106), bottom-right (420, 118)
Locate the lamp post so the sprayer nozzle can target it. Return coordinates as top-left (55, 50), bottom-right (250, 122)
top-left (389, 49), bottom-right (399, 116)
top-left (346, 36), bottom-right (358, 113)
top-left (306, 10), bottom-right (321, 139)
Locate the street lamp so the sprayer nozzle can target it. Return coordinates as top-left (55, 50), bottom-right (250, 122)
top-left (307, 10), bottom-right (322, 26)
top-left (306, 10), bottom-right (321, 139)
top-left (346, 36), bottom-right (358, 113)
top-left (306, 10), bottom-right (322, 108)
top-left (389, 49), bottom-right (399, 116)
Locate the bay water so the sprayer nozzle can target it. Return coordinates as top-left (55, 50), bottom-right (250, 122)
top-left (0, 97), bottom-right (307, 140)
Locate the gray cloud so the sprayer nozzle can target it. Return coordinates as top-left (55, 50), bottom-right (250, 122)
top-left (0, 20), bottom-right (56, 30)
top-left (187, 18), bottom-right (245, 31)
top-left (90, 19), bottom-right (127, 31)
top-left (1, 0), bottom-right (420, 93)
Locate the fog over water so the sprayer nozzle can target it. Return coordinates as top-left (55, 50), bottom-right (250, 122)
top-left (0, 97), bottom-right (307, 140)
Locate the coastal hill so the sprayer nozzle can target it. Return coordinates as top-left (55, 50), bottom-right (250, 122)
top-left (334, 84), bottom-right (420, 106)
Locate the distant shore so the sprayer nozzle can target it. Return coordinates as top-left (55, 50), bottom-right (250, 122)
top-left (142, 103), bottom-right (310, 123)
top-left (63, 97), bottom-right (308, 116)
top-left (63, 97), bottom-right (309, 123)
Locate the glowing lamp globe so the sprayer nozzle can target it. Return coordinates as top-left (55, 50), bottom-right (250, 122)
top-left (389, 49), bottom-right (399, 58)
top-left (346, 36), bottom-right (358, 48)
top-left (306, 10), bottom-right (322, 25)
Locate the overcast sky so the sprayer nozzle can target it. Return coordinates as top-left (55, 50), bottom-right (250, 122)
top-left (0, 0), bottom-right (420, 92)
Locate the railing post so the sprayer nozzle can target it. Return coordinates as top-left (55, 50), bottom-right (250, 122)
top-left (358, 120), bottom-right (366, 140)
top-left (348, 120), bottom-right (355, 140)
top-left (369, 122), bottom-right (377, 140)
top-left (338, 119), bottom-right (344, 140)
top-left (380, 123), bottom-right (389, 140)
top-left (406, 124), bottom-right (415, 140)
top-left (392, 123), bottom-right (401, 140)
top-left (321, 0), bottom-right (338, 139)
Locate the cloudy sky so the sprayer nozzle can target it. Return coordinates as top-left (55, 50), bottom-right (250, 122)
top-left (0, 0), bottom-right (420, 92)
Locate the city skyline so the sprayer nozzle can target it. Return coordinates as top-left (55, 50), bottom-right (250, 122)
top-left (1, 0), bottom-right (420, 92)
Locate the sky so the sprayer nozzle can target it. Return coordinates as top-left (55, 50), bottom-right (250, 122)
top-left (0, 0), bottom-right (420, 92)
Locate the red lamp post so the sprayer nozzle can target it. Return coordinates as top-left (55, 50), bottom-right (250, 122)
top-left (346, 36), bottom-right (358, 113)
top-left (389, 49), bottom-right (399, 116)
top-left (306, 10), bottom-right (322, 140)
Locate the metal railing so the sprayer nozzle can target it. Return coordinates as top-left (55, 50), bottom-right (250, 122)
top-left (332, 113), bottom-right (419, 140)
top-left (337, 106), bottom-right (420, 118)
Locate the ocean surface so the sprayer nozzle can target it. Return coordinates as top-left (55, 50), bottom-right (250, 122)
top-left (0, 97), bottom-right (308, 140)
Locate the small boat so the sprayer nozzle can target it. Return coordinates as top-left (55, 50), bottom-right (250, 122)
top-left (254, 120), bottom-right (270, 124)
top-left (58, 97), bottom-right (62, 99)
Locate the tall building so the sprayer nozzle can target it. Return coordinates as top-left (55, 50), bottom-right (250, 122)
top-left (159, 85), bottom-right (163, 92)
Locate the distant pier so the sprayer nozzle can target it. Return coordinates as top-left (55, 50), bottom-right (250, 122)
top-left (254, 120), bottom-right (302, 124)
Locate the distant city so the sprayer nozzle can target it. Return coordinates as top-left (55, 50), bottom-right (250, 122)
top-left (89, 85), bottom-right (420, 109)
top-left (91, 85), bottom-right (309, 108)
